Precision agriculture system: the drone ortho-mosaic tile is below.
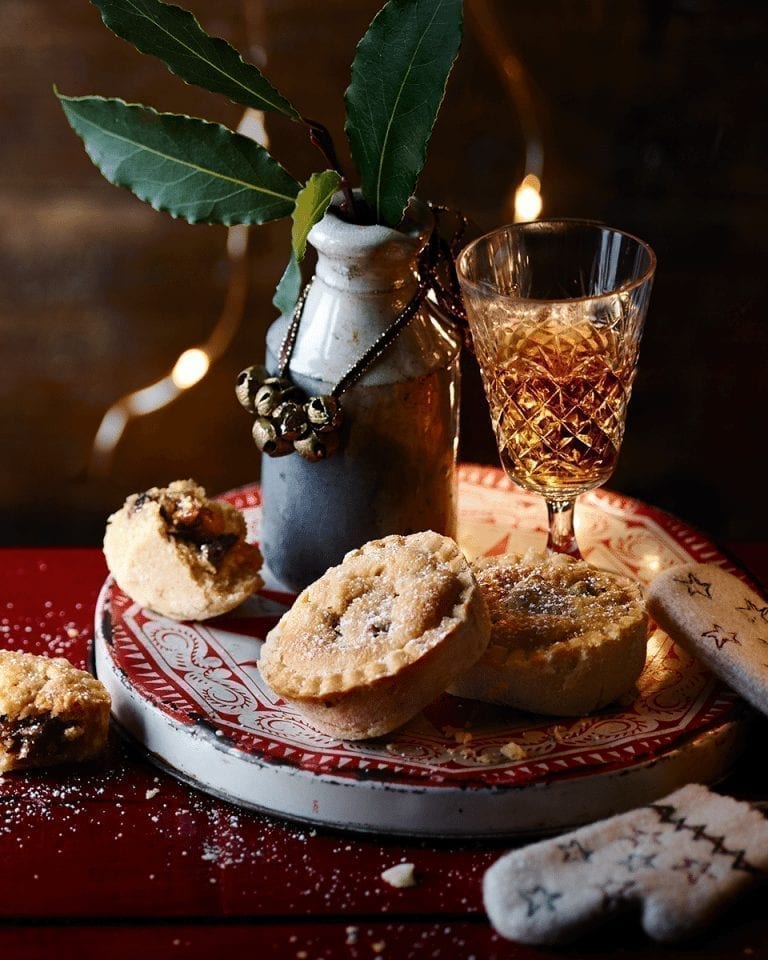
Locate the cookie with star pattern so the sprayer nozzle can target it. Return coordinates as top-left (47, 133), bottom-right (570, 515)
top-left (646, 562), bottom-right (768, 718)
top-left (484, 782), bottom-right (768, 944)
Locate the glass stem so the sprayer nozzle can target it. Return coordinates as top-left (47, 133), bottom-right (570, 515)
top-left (545, 498), bottom-right (581, 559)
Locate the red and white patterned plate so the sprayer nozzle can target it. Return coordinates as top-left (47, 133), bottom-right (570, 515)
top-left (93, 465), bottom-right (752, 836)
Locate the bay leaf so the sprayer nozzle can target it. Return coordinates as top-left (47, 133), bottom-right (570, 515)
top-left (57, 91), bottom-right (300, 225)
top-left (345, 0), bottom-right (463, 227)
top-left (291, 170), bottom-right (342, 261)
top-left (91, 0), bottom-right (299, 118)
top-left (272, 253), bottom-right (302, 317)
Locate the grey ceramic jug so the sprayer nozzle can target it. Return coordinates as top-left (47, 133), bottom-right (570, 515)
top-left (260, 197), bottom-right (462, 591)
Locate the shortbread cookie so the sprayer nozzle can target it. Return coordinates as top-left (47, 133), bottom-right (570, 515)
top-left (647, 562), bottom-right (768, 718)
top-left (484, 783), bottom-right (768, 945)
top-left (448, 551), bottom-right (648, 716)
top-left (259, 531), bottom-right (491, 740)
top-left (103, 480), bottom-right (263, 621)
top-left (0, 649), bottom-right (110, 772)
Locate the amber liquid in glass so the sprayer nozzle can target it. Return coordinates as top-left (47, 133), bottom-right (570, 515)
top-left (476, 306), bottom-right (639, 499)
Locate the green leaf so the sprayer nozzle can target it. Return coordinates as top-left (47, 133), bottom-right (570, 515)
top-left (345, 0), bottom-right (463, 227)
top-left (272, 253), bottom-right (302, 316)
top-left (57, 91), bottom-right (300, 225)
top-left (291, 170), bottom-right (341, 260)
top-left (272, 171), bottom-right (340, 316)
top-left (91, 0), bottom-right (299, 119)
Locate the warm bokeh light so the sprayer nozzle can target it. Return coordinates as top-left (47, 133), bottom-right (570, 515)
top-left (171, 347), bottom-right (210, 389)
top-left (644, 554), bottom-right (663, 575)
top-left (514, 173), bottom-right (543, 222)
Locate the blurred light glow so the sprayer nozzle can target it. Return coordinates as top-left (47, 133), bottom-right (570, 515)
top-left (172, 348), bottom-right (210, 389)
top-left (514, 174), bottom-right (543, 222)
top-left (644, 554), bottom-right (663, 575)
top-left (238, 107), bottom-right (269, 148)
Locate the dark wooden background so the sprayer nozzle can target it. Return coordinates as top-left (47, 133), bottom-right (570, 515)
top-left (1, 0), bottom-right (765, 547)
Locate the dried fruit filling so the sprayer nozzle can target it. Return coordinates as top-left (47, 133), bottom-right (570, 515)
top-left (0, 714), bottom-right (73, 767)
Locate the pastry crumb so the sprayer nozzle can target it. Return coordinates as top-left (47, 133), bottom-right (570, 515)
top-left (443, 724), bottom-right (474, 745)
top-left (500, 740), bottom-right (527, 761)
top-left (381, 862), bottom-right (417, 888)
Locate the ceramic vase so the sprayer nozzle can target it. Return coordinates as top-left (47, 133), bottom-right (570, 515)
top-left (260, 198), bottom-right (462, 591)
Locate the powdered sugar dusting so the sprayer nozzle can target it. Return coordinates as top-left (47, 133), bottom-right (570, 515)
top-left (0, 605), bottom-right (88, 663)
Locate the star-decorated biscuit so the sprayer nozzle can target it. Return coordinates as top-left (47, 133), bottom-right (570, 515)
top-left (484, 783), bottom-right (768, 944)
top-left (646, 562), bottom-right (768, 718)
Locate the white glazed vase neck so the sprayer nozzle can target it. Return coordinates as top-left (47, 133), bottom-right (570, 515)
top-left (284, 198), bottom-right (459, 386)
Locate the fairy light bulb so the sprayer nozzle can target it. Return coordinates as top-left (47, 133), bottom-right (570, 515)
top-left (172, 348), bottom-right (210, 389)
top-left (514, 173), bottom-right (543, 222)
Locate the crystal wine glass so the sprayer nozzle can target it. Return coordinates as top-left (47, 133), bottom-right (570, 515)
top-left (457, 219), bottom-right (656, 557)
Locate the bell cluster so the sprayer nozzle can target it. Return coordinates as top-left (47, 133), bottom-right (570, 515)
top-left (235, 365), bottom-right (343, 462)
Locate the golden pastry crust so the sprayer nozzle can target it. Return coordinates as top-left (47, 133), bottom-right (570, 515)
top-left (0, 649), bottom-right (111, 772)
top-left (103, 479), bottom-right (263, 621)
top-left (259, 531), bottom-right (491, 740)
top-left (448, 550), bottom-right (648, 716)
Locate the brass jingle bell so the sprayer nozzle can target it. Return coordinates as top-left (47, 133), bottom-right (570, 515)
top-left (252, 416), bottom-right (293, 457)
top-left (254, 381), bottom-right (285, 418)
top-left (273, 400), bottom-right (309, 442)
top-left (305, 394), bottom-right (342, 434)
top-left (255, 375), bottom-right (305, 417)
top-left (294, 428), bottom-right (340, 462)
top-left (235, 364), bottom-right (269, 414)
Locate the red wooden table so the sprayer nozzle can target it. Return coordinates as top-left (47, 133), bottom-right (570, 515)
top-left (1, 543), bottom-right (768, 960)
